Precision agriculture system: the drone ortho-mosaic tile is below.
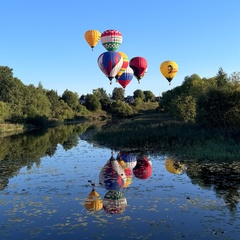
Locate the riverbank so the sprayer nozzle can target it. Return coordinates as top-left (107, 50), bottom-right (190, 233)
top-left (93, 113), bottom-right (240, 161)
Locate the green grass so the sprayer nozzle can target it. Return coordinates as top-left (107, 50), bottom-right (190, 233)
top-left (94, 113), bottom-right (240, 161)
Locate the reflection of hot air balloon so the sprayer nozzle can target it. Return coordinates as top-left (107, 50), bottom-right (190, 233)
top-left (115, 52), bottom-right (129, 79)
top-left (103, 190), bottom-right (127, 214)
top-left (84, 188), bottom-right (103, 212)
top-left (99, 154), bottom-right (125, 190)
top-left (117, 66), bottom-right (134, 89)
top-left (129, 57), bottom-right (148, 83)
top-left (133, 155), bottom-right (152, 179)
top-left (97, 51), bottom-right (123, 84)
top-left (101, 29), bottom-right (123, 51)
top-left (165, 157), bottom-right (185, 174)
top-left (84, 30), bottom-right (101, 50)
top-left (160, 60), bottom-right (178, 85)
top-left (116, 158), bottom-right (132, 188)
top-left (118, 151), bottom-right (137, 169)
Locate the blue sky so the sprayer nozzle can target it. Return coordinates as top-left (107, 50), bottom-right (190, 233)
top-left (1, 0), bottom-right (239, 97)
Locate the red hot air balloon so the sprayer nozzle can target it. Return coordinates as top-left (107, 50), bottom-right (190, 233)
top-left (117, 66), bottom-right (134, 89)
top-left (133, 155), bottom-right (152, 179)
top-left (129, 57), bottom-right (148, 83)
top-left (97, 51), bottom-right (123, 84)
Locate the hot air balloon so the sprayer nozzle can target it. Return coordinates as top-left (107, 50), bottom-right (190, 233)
top-left (165, 157), bottom-right (185, 174)
top-left (97, 51), bottom-right (123, 84)
top-left (115, 52), bottom-right (129, 79)
top-left (99, 154), bottom-right (126, 190)
top-left (117, 66), bottom-right (134, 89)
top-left (103, 190), bottom-right (127, 214)
top-left (160, 60), bottom-right (178, 85)
top-left (118, 151), bottom-right (137, 169)
top-left (133, 155), bottom-right (152, 179)
top-left (116, 158), bottom-right (132, 188)
top-left (101, 29), bottom-right (123, 51)
top-left (84, 30), bottom-right (101, 51)
top-left (129, 57), bottom-right (148, 83)
top-left (84, 188), bottom-right (103, 212)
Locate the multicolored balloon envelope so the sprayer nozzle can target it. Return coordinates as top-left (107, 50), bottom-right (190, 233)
top-left (129, 56), bottom-right (148, 83)
top-left (118, 151), bottom-right (137, 169)
top-left (101, 29), bottom-right (123, 51)
top-left (115, 52), bottom-right (129, 79)
top-left (103, 190), bottom-right (127, 214)
top-left (84, 189), bottom-right (103, 212)
top-left (165, 157), bottom-right (185, 174)
top-left (97, 51), bottom-right (123, 84)
top-left (84, 30), bottom-right (101, 50)
top-left (117, 66), bottom-right (134, 89)
top-left (133, 155), bottom-right (152, 179)
top-left (160, 60), bottom-right (178, 85)
top-left (116, 158), bottom-right (132, 188)
top-left (99, 155), bottom-right (126, 190)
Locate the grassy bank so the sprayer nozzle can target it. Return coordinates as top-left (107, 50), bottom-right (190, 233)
top-left (94, 113), bottom-right (240, 161)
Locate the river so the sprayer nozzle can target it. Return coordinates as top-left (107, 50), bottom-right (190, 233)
top-left (0, 124), bottom-right (240, 240)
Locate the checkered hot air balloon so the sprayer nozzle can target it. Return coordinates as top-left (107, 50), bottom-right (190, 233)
top-left (103, 190), bottom-right (127, 214)
top-left (97, 51), bottom-right (123, 84)
top-left (101, 29), bottom-right (123, 51)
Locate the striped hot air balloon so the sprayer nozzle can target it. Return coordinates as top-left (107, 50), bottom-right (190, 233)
top-left (97, 51), bottom-right (123, 84)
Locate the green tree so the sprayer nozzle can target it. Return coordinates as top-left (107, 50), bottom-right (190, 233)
top-left (110, 100), bottom-right (133, 117)
top-left (215, 67), bottom-right (229, 88)
top-left (143, 90), bottom-right (155, 102)
top-left (133, 89), bottom-right (145, 100)
top-left (197, 88), bottom-right (240, 128)
top-left (112, 87), bottom-right (125, 101)
top-left (61, 89), bottom-right (79, 110)
top-left (0, 101), bottom-right (9, 123)
top-left (85, 94), bottom-right (101, 111)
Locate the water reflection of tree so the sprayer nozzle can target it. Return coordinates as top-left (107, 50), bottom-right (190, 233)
top-left (0, 123), bottom-right (90, 190)
top-left (185, 161), bottom-right (240, 213)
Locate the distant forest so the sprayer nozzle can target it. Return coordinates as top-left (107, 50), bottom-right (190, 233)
top-left (0, 66), bottom-right (240, 128)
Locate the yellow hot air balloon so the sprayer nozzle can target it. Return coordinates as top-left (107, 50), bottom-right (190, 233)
top-left (160, 60), bottom-right (178, 85)
top-left (84, 189), bottom-right (103, 211)
top-left (165, 157), bottom-right (185, 174)
top-left (84, 30), bottom-right (101, 50)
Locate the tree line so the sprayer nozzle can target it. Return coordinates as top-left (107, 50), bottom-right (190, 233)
top-left (0, 66), bottom-right (156, 125)
top-left (0, 66), bottom-right (239, 128)
top-left (159, 68), bottom-right (240, 128)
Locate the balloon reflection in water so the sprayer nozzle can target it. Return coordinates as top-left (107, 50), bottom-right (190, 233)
top-left (99, 153), bottom-right (130, 190)
top-left (103, 190), bottom-right (127, 214)
top-left (116, 157), bottom-right (132, 188)
top-left (133, 155), bottom-right (152, 179)
top-left (118, 151), bottom-right (137, 170)
top-left (84, 182), bottom-right (103, 212)
top-left (165, 157), bottom-right (185, 174)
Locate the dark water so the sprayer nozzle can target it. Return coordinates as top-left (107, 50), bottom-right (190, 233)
top-left (0, 125), bottom-right (240, 240)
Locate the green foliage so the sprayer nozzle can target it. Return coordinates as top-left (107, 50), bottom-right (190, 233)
top-left (196, 88), bottom-right (240, 128)
top-left (112, 87), bottom-right (125, 101)
top-left (61, 89), bottom-right (79, 110)
top-left (85, 94), bottom-right (101, 111)
top-left (169, 95), bottom-right (196, 122)
top-left (110, 100), bottom-right (133, 117)
top-left (143, 90), bottom-right (155, 102)
top-left (133, 89), bottom-right (145, 100)
top-left (0, 101), bottom-right (9, 123)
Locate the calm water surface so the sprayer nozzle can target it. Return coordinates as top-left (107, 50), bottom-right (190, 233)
top-left (0, 126), bottom-right (240, 240)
